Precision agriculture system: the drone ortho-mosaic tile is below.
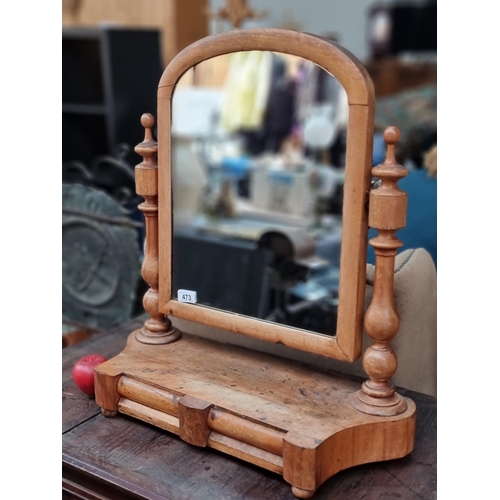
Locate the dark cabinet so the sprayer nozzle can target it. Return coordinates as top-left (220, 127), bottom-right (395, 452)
top-left (62, 27), bottom-right (162, 167)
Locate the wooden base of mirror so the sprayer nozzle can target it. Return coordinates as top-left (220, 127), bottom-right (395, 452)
top-left (95, 329), bottom-right (416, 498)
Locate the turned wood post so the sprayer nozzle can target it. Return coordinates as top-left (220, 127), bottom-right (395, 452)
top-left (135, 113), bottom-right (181, 345)
top-left (350, 126), bottom-right (408, 416)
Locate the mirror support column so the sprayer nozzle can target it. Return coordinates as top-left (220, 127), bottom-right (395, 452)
top-left (135, 113), bottom-right (181, 345)
top-left (350, 127), bottom-right (408, 416)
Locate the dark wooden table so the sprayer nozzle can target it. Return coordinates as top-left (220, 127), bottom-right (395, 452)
top-left (62, 317), bottom-right (437, 500)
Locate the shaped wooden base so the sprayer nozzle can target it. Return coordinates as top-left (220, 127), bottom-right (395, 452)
top-left (94, 330), bottom-right (416, 498)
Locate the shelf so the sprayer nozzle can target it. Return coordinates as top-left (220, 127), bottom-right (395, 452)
top-left (62, 27), bottom-right (161, 166)
top-left (62, 38), bottom-right (104, 104)
top-left (62, 103), bottom-right (108, 115)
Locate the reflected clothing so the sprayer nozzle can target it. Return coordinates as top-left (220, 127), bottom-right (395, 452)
top-left (264, 54), bottom-right (296, 138)
top-left (367, 169), bottom-right (437, 267)
top-left (220, 51), bottom-right (272, 132)
top-left (239, 54), bottom-right (296, 155)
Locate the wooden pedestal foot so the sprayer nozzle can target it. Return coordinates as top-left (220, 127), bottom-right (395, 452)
top-left (291, 487), bottom-right (315, 499)
top-left (135, 325), bottom-right (181, 345)
top-left (350, 390), bottom-right (407, 417)
top-left (101, 409), bottom-right (118, 418)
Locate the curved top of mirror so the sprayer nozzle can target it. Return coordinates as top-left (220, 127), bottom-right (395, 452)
top-left (156, 29), bottom-right (375, 362)
top-left (158, 29), bottom-right (374, 106)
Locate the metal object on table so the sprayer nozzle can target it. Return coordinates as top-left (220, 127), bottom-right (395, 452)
top-left (257, 227), bottom-right (337, 332)
top-left (62, 144), bottom-right (142, 211)
top-left (62, 183), bottom-right (141, 329)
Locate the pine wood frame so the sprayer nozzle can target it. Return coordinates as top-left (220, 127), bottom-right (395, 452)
top-left (94, 29), bottom-right (416, 499)
top-left (157, 29), bottom-right (375, 362)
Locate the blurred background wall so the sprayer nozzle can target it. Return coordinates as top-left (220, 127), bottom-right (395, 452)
top-left (63, 0), bottom-right (435, 65)
top-left (208, 0), bottom-right (381, 61)
top-left (62, 0), bottom-right (209, 65)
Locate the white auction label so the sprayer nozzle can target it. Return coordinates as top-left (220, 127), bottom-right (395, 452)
top-left (177, 289), bottom-right (197, 303)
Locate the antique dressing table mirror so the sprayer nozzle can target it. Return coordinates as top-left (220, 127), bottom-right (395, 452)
top-left (94, 29), bottom-right (415, 499)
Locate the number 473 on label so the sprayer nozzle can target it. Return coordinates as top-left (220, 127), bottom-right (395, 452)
top-left (177, 289), bottom-right (197, 303)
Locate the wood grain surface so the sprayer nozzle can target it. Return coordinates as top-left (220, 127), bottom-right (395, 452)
top-left (63, 317), bottom-right (436, 499)
top-left (156, 29), bottom-right (375, 362)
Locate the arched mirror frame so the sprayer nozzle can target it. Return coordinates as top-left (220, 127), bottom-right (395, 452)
top-left (156, 29), bottom-right (375, 362)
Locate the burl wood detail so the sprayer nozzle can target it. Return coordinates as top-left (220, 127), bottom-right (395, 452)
top-left (134, 113), bottom-right (181, 345)
top-left (350, 126), bottom-right (408, 416)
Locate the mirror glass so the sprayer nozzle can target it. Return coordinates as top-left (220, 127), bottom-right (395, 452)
top-left (170, 51), bottom-right (349, 337)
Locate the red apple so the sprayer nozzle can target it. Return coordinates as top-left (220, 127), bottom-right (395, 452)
top-left (72, 354), bottom-right (107, 396)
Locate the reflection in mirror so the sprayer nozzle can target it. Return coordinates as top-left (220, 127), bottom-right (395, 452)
top-left (170, 51), bottom-right (349, 337)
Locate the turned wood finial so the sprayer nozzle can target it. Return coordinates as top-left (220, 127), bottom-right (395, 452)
top-left (135, 113), bottom-right (181, 345)
top-left (140, 113), bottom-right (155, 142)
top-left (383, 126), bottom-right (400, 164)
top-left (350, 126), bottom-right (408, 416)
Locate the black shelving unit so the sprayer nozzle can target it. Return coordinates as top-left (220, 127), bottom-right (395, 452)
top-left (62, 27), bottom-right (162, 167)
